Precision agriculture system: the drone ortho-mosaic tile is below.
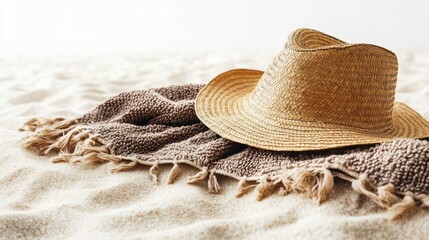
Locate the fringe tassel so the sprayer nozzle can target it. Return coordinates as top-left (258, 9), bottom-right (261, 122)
top-left (386, 195), bottom-right (416, 220)
top-left (19, 117), bottom-right (75, 132)
top-left (278, 168), bottom-right (334, 204)
top-left (21, 117), bottom-right (134, 166)
top-left (109, 161), bottom-right (138, 173)
top-left (49, 136), bottom-right (113, 164)
top-left (314, 168), bottom-right (334, 204)
top-left (235, 177), bottom-right (258, 198)
top-left (351, 174), bottom-right (395, 208)
top-left (419, 195), bottom-right (429, 208)
top-left (349, 174), bottom-right (417, 218)
top-left (279, 175), bottom-right (294, 196)
top-left (294, 169), bottom-right (318, 198)
top-left (208, 170), bottom-right (220, 193)
top-left (21, 118), bottom-right (81, 155)
top-left (149, 160), bottom-right (160, 184)
top-left (18, 117), bottom-right (48, 132)
top-left (377, 183), bottom-right (399, 206)
top-left (167, 161), bottom-right (181, 184)
top-left (187, 167), bottom-right (209, 184)
top-left (255, 175), bottom-right (277, 201)
top-left (44, 128), bottom-right (86, 155)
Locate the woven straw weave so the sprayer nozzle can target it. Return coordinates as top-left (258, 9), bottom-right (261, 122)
top-left (196, 29), bottom-right (429, 151)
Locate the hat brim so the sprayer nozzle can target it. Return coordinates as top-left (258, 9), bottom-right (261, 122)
top-left (195, 69), bottom-right (429, 151)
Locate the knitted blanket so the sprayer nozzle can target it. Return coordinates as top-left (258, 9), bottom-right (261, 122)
top-left (20, 84), bottom-right (429, 219)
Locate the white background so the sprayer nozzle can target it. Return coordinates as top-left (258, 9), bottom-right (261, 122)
top-left (1, 0), bottom-right (429, 54)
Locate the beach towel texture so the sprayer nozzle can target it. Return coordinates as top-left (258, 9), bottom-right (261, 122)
top-left (20, 84), bottom-right (429, 219)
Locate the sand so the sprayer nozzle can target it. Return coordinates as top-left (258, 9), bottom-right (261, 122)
top-left (1, 50), bottom-right (429, 239)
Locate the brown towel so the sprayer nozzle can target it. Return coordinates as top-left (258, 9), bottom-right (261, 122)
top-left (19, 84), bottom-right (429, 219)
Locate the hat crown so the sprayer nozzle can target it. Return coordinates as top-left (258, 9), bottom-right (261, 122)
top-left (249, 29), bottom-right (398, 131)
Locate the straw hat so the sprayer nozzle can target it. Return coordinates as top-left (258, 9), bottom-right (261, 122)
top-left (195, 28), bottom-right (429, 151)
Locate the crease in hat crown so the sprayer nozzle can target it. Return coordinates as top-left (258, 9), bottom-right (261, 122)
top-left (195, 28), bottom-right (429, 151)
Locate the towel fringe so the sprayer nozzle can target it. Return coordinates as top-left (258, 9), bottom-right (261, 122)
top-left (19, 117), bottom-right (428, 219)
top-left (21, 118), bottom-right (80, 155)
top-left (256, 175), bottom-right (277, 201)
top-left (187, 167), bottom-right (209, 184)
top-left (377, 183), bottom-right (399, 206)
top-left (235, 177), bottom-right (257, 198)
top-left (386, 195), bottom-right (416, 220)
top-left (315, 168), bottom-right (334, 204)
top-left (419, 195), bottom-right (429, 208)
top-left (208, 170), bottom-right (220, 193)
top-left (149, 160), bottom-right (160, 184)
top-left (276, 168), bottom-right (334, 204)
top-left (19, 117), bottom-right (75, 132)
top-left (44, 128), bottom-right (84, 155)
top-left (167, 161), bottom-right (181, 184)
top-left (351, 174), bottom-right (396, 208)
top-left (278, 175), bottom-right (294, 196)
top-left (347, 173), bottom-right (418, 219)
top-left (109, 161), bottom-right (138, 173)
